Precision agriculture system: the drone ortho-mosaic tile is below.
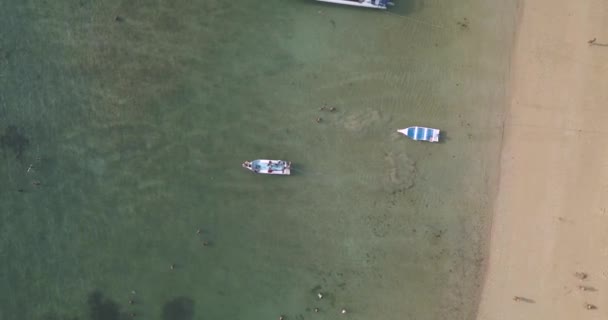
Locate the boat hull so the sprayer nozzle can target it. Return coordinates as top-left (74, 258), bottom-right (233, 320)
top-left (397, 127), bottom-right (440, 142)
top-left (242, 159), bottom-right (291, 175)
top-left (314, 0), bottom-right (390, 10)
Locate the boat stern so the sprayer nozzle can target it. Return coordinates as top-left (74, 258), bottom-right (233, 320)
top-left (379, 0), bottom-right (394, 8)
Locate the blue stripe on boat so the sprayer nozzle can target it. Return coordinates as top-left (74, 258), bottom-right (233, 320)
top-left (399, 126), bottom-right (440, 142)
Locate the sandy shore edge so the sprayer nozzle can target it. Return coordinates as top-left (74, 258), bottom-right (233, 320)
top-left (476, 0), bottom-right (608, 319)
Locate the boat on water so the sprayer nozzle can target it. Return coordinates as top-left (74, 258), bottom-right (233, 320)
top-left (314, 0), bottom-right (393, 10)
top-left (242, 159), bottom-right (292, 175)
top-left (397, 126), bottom-right (441, 142)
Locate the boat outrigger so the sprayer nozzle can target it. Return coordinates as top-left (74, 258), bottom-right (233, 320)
top-left (314, 0), bottom-right (393, 10)
top-left (397, 126), bottom-right (441, 143)
top-left (242, 159), bottom-right (292, 175)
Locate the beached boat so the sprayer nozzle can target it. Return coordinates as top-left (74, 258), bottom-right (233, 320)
top-left (314, 0), bottom-right (393, 10)
top-left (242, 159), bottom-right (292, 175)
top-left (397, 127), bottom-right (440, 142)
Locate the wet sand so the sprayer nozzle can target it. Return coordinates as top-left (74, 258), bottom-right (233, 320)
top-left (476, 0), bottom-right (608, 319)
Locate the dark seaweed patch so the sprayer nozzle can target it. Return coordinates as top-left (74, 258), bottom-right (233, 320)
top-left (0, 125), bottom-right (29, 159)
top-left (87, 290), bottom-right (124, 320)
top-left (161, 297), bottom-right (194, 320)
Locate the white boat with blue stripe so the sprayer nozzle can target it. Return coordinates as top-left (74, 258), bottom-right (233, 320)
top-left (242, 159), bottom-right (292, 175)
top-left (315, 0), bottom-right (393, 10)
top-left (397, 127), bottom-right (440, 142)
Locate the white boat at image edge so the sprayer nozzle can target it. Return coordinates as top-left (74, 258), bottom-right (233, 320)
top-left (315, 0), bottom-right (393, 10)
top-left (397, 126), bottom-right (441, 142)
top-left (242, 159), bottom-right (292, 175)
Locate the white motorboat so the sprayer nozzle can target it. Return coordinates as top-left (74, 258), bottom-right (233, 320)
top-left (242, 159), bottom-right (292, 175)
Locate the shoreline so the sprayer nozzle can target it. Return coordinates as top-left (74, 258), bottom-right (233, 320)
top-left (476, 0), bottom-right (608, 319)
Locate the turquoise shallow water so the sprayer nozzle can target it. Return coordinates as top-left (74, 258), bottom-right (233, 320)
top-left (0, 1), bottom-right (516, 319)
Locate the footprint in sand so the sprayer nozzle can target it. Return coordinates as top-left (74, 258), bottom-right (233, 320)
top-left (340, 108), bottom-right (391, 134)
top-left (384, 151), bottom-right (416, 193)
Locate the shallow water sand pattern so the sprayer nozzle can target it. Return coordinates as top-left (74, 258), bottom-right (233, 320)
top-left (384, 151), bottom-right (416, 193)
top-left (0, 1), bottom-right (516, 319)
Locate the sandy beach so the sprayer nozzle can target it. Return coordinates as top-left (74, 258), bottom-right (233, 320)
top-left (476, 0), bottom-right (608, 319)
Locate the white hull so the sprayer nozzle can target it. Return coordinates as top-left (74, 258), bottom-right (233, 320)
top-left (243, 159), bottom-right (291, 175)
top-left (315, 0), bottom-right (390, 10)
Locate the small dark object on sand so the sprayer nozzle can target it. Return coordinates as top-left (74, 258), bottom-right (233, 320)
top-left (588, 38), bottom-right (597, 45)
top-left (575, 272), bottom-right (588, 280)
top-left (579, 285), bottom-right (596, 291)
top-left (115, 16), bottom-right (124, 22)
top-left (513, 296), bottom-right (535, 303)
top-left (586, 303), bottom-right (597, 310)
